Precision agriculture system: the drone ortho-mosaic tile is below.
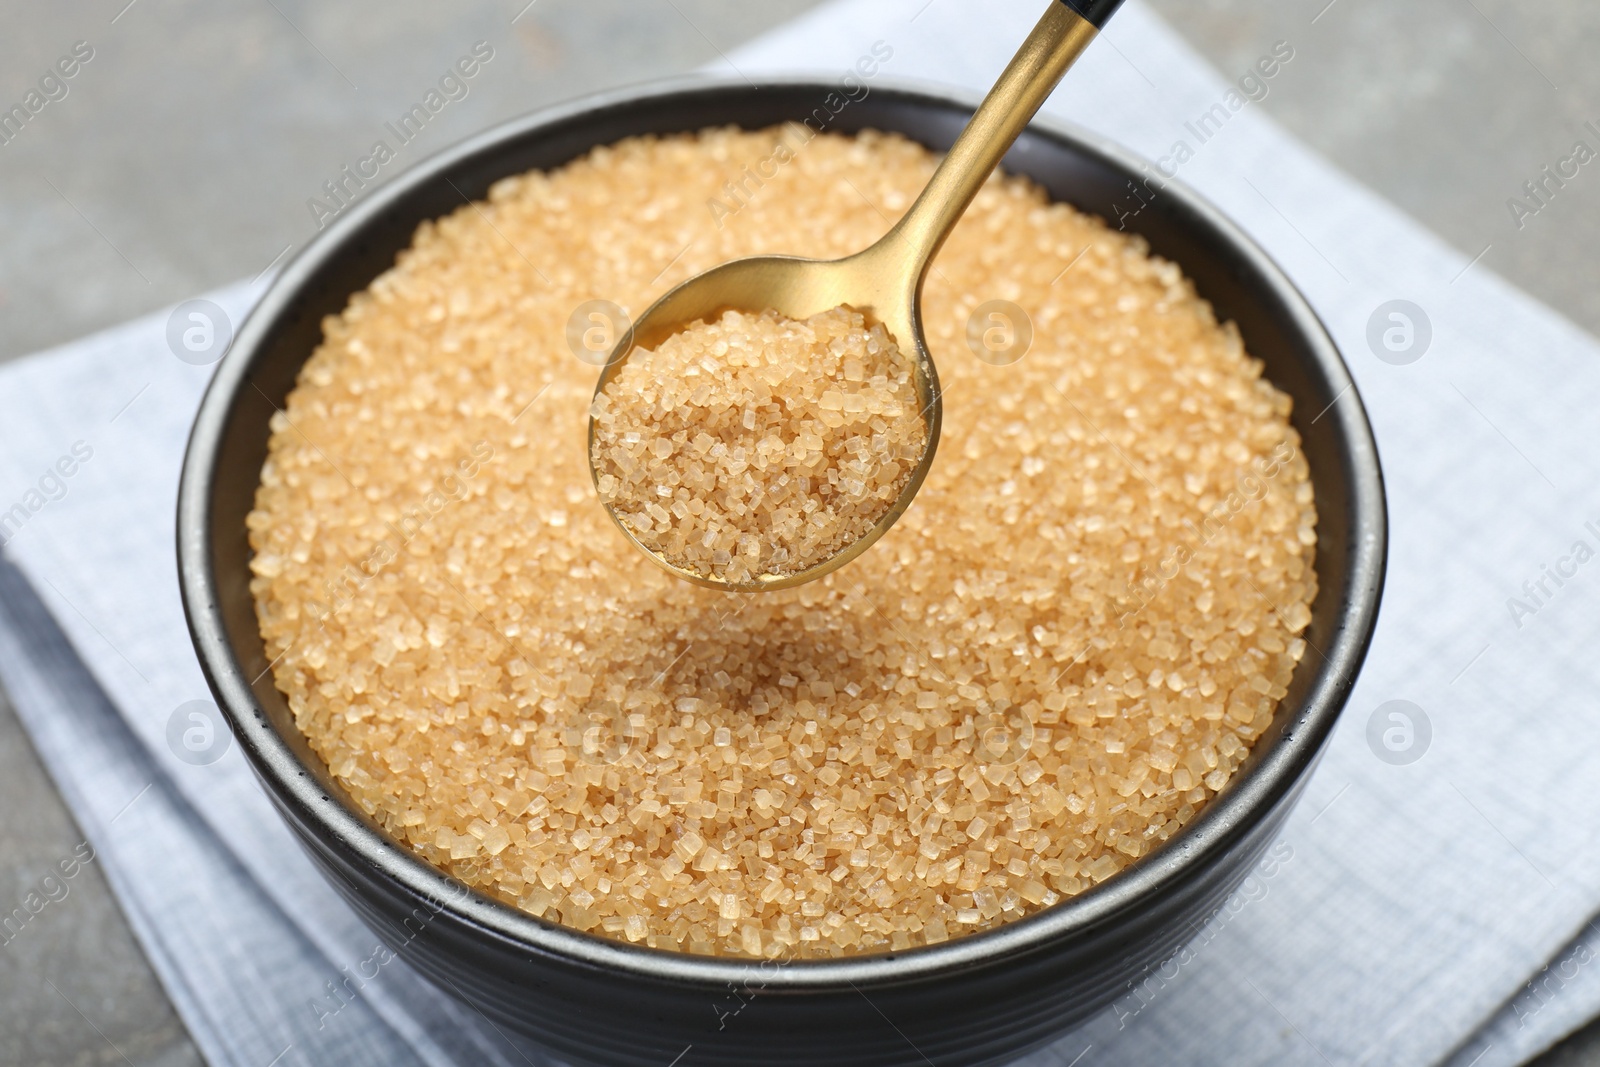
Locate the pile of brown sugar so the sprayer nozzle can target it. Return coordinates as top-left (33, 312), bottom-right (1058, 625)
top-left (248, 126), bottom-right (1318, 959)
top-left (590, 306), bottom-right (928, 585)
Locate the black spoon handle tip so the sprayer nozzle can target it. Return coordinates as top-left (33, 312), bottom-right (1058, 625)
top-left (1061, 0), bottom-right (1125, 29)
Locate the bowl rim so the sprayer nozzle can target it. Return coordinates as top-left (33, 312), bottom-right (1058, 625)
top-left (177, 71), bottom-right (1387, 992)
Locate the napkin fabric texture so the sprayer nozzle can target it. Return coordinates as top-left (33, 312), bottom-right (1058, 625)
top-left (4, 2), bottom-right (1600, 1065)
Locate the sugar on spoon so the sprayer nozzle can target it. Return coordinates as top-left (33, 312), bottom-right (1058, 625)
top-left (589, 0), bottom-right (1125, 592)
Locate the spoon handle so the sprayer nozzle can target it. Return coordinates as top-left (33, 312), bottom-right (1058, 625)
top-left (881, 0), bottom-right (1124, 277)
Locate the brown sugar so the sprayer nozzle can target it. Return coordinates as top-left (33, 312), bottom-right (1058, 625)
top-left (590, 306), bottom-right (928, 584)
top-left (247, 126), bottom-right (1318, 959)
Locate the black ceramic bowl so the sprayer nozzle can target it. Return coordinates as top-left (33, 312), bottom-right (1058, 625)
top-left (178, 76), bottom-right (1385, 1067)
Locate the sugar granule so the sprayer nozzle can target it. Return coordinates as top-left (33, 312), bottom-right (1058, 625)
top-left (590, 306), bottom-right (927, 584)
top-left (248, 126), bottom-right (1318, 960)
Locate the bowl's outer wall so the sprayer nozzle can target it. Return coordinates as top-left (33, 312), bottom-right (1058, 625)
top-left (182, 80), bottom-right (1384, 1067)
top-left (285, 770), bottom-right (1310, 1067)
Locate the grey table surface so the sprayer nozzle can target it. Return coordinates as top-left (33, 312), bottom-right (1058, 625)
top-left (0, 1), bottom-right (1595, 1064)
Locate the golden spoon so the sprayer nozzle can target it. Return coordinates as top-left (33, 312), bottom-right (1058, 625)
top-left (590, 0), bottom-right (1124, 592)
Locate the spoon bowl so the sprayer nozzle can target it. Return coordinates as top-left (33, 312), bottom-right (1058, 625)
top-left (588, 246), bottom-right (942, 591)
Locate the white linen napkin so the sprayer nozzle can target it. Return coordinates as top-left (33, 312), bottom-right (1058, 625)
top-left (3, 2), bottom-right (1599, 1065)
